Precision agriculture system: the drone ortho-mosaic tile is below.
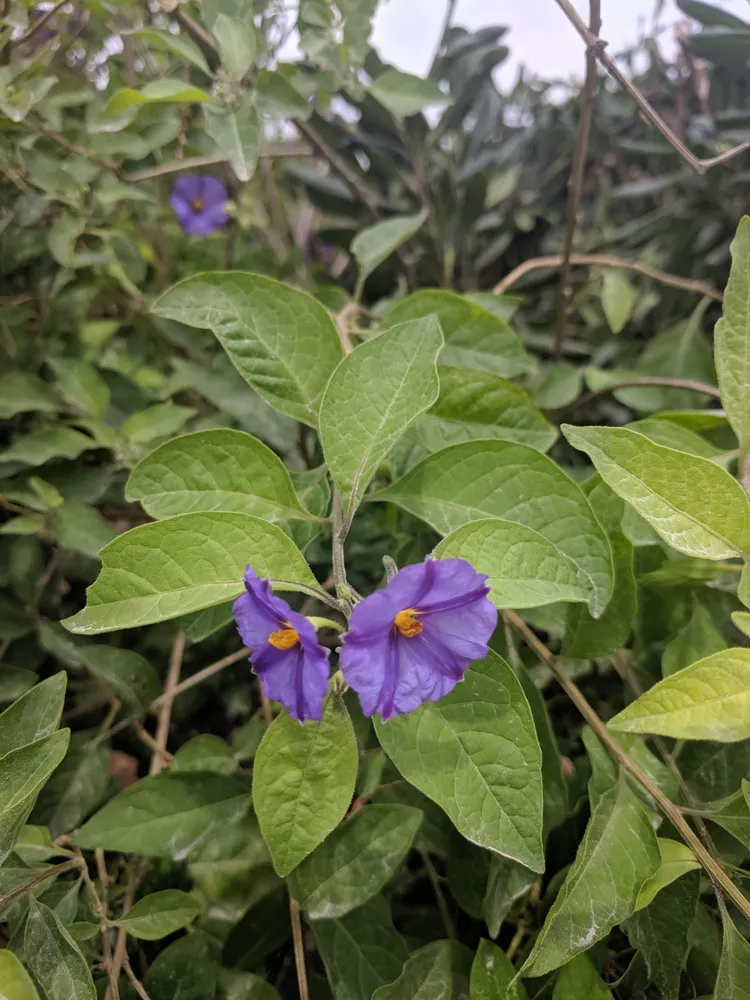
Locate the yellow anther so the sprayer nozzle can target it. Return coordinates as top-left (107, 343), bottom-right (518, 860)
top-left (394, 609), bottom-right (423, 638)
top-left (268, 626), bottom-right (300, 650)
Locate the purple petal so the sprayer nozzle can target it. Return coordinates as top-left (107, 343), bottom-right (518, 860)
top-left (187, 201), bottom-right (228, 236)
top-left (198, 174), bottom-right (229, 207)
top-left (346, 560), bottom-right (440, 637)
top-left (251, 638), bottom-right (330, 722)
top-left (172, 174), bottom-right (203, 201)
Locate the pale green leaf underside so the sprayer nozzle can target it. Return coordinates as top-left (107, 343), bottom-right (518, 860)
top-left (635, 838), bottom-right (701, 910)
top-left (715, 216), bottom-right (750, 455)
top-left (379, 439), bottom-right (612, 615)
top-left (126, 428), bottom-right (314, 522)
top-left (320, 317), bottom-right (443, 518)
top-left (375, 651), bottom-right (544, 872)
top-left (151, 271), bottom-right (342, 426)
top-left (563, 424), bottom-right (750, 559)
top-left (24, 900), bottom-right (96, 1000)
top-left (62, 512), bottom-right (316, 635)
top-left (435, 518), bottom-right (592, 611)
top-left (609, 647), bottom-right (750, 741)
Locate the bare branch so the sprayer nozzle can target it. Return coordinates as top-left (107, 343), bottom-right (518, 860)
top-left (149, 632), bottom-right (185, 775)
top-left (559, 375), bottom-right (722, 413)
top-left (122, 146), bottom-right (310, 183)
top-left (294, 118), bottom-right (382, 221)
top-left (290, 896), bottom-right (310, 1000)
top-left (150, 646), bottom-right (249, 711)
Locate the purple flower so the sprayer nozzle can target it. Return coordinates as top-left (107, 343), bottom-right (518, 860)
top-left (233, 568), bottom-right (330, 722)
top-left (339, 559), bottom-right (497, 721)
top-left (170, 174), bottom-right (229, 236)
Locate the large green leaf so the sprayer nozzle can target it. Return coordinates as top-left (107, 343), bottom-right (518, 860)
top-left (320, 317), bottom-right (443, 518)
top-left (289, 804), bottom-right (422, 919)
top-left (369, 69), bottom-right (448, 117)
top-left (351, 212), bottom-right (427, 281)
top-left (0, 673), bottom-right (66, 759)
top-left (715, 217), bottom-right (750, 460)
top-left (609, 647), bottom-right (750, 741)
top-left (522, 779), bottom-right (660, 978)
top-left (0, 428), bottom-right (97, 467)
top-left (377, 440), bottom-right (612, 616)
top-left (112, 889), bottom-right (203, 940)
top-left (126, 429), bottom-right (315, 522)
top-left (562, 424), bottom-right (750, 559)
top-left (78, 646), bottom-right (160, 715)
top-left (145, 932), bottom-right (218, 1000)
top-left (715, 913), bottom-right (750, 1000)
top-left (372, 941), bottom-right (453, 1000)
top-left (253, 696), bottom-right (358, 877)
top-left (212, 14), bottom-right (257, 79)
top-left (0, 952), bottom-right (40, 1000)
top-left (601, 269), bottom-right (636, 334)
top-left (62, 512), bottom-right (316, 634)
top-left (32, 730), bottom-right (109, 838)
top-left (104, 80), bottom-right (213, 117)
top-left (75, 772), bottom-right (251, 860)
top-left (205, 100), bottom-right (261, 182)
top-left (375, 650), bottom-right (544, 872)
top-left (679, 740), bottom-right (750, 803)
top-left (152, 273), bottom-right (342, 426)
top-left (662, 602), bottom-right (727, 677)
top-left (635, 838), bottom-right (700, 910)
top-left (469, 939), bottom-right (528, 1000)
top-left (23, 899), bottom-right (96, 1000)
top-left (313, 895), bottom-right (409, 1000)
top-left (435, 518), bottom-right (592, 610)
top-left (129, 27), bottom-right (212, 74)
top-left (383, 290), bottom-right (535, 379)
top-left (551, 954), bottom-right (610, 1000)
top-left (0, 730), bottom-right (70, 865)
top-left (49, 359), bottom-right (109, 419)
top-left (0, 373), bottom-right (59, 420)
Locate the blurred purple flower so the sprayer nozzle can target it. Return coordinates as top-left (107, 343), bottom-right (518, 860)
top-left (339, 559), bottom-right (497, 721)
top-left (170, 174), bottom-right (228, 236)
top-left (233, 568), bottom-right (330, 722)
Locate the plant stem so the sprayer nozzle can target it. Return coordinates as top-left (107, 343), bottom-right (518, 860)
top-left (557, 375), bottom-right (721, 414)
top-left (289, 896), bottom-right (310, 1000)
top-left (503, 609), bottom-right (750, 921)
top-left (0, 858), bottom-right (81, 910)
top-left (150, 646), bottom-right (249, 710)
top-left (421, 850), bottom-right (455, 939)
top-left (149, 632), bottom-right (184, 775)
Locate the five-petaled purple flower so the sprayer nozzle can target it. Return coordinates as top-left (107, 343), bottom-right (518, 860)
top-left (170, 174), bottom-right (229, 236)
top-left (339, 559), bottom-right (497, 721)
top-left (233, 568), bottom-right (330, 722)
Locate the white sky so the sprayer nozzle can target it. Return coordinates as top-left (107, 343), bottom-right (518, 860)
top-left (369, 0), bottom-right (750, 84)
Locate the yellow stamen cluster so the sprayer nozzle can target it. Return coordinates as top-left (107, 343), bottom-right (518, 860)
top-left (394, 609), bottom-right (423, 638)
top-left (268, 626), bottom-right (300, 650)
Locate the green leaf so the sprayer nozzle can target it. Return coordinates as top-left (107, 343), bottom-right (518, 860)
top-left (254, 696), bottom-right (357, 877)
top-left (384, 290), bottom-right (535, 379)
top-left (521, 779), bottom-right (660, 978)
top-left (0, 950), bottom-right (41, 1000)
top-left (75, 772), bottom-right (250, 860)
top-left (212, 14), bottom-right (257, 78)
top-left (48, 214), bottom-right (85, 267)
top-left (733, 611), bottom-right (750, 637)
top-left (601, 270), bottom-right (636, 333)
top-left (704, 785), bottom-right (750, 849)
top-left (79, 646), bottom-right (160, 715)
top-left (483, 855), bottom-right (536, 938)
top-left (126, 428), bottom-right (315, 523)
top-left (152, 272), bottom-right (342, 426)
top-left (564, 481), bottom-right (635, 657)
top-left (551, 954), bottom-right (610, 1000)
top-left (351, 211), bottom-right (427, 281)
top-left (23, 899), bottom-right (96, 1000)
top-left (562, 424), bottom-right (750, 559)
top-left (372, 941), bottom-right (453, 1000)
top-left (635, 838), bottom-right (700, 910)
top-left (715, 913), bottom-right (750, 1000)
top-left (0, 673), bottom-right (66, 759)
top-left (0, 373), bottom-right (59, 420)
top-left (219, 970), bottom-right (282, 1000)
top-left (320, 317), bottom-right (443, 518)
top-left (679, 741), bottom-right (750, 802)
top-left (288, 804), bottom-right (422, 919)
top-left (104, 80), bottom-right (213, 117)
top-left (313, 895), bottom-right (409, 1000)
top-left (47, 504), bottom-right (117, 557)
top-left (434, 518), bottom-right (592, 610)
top-left (130, 27), bottom-right (212, 75)
top-left (205, 100), bottom-right (261, 182)
top-left (32, 731), bottom-right (109, 838)
top-left (716, 217), bottom-right (750, 458)
top-left (609, 647), bottom-right (750, 741)
top-left (470, 939), bottom-right (528, 1000)
top-left (369, 69), bottom-right (448, 117)
top-left (121, 401), bottom-right (196, 445)
top-left (626, 868), bottom-right (699, 1000)
top-left (48, 359), bottom-right (109, 419)
top-left (62, 512), bottom-right (316, 635)
top-left (0, 428), bottom-right (97, 468)
top-left (112, 889), bottom-right (203, 940)
top-left (255, 69), bottom-right (312, 121)
top-left (375, 650), bottom-right (544, 872)
top-left (677, 0), bottom-right (749, 27)
top-left (0, 731), bottom-right (69, 864)
top-left (222, 888), bottom-right (290, 970)
top-left (377, 440), bottom-right (613, 616)
top-left (173, 734), bottom-right (235, 774)
top-left (663, 602), bottom-right (727, 676)
top-left (628, 417), bottom-right (724, 459)
top-left (145, 932), bottom-right (218, 1000)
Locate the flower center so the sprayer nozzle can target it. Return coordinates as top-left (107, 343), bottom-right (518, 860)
top-left (394, 608), bottom-right (423, 638)
top-left (190, 197), bottom-right (205, 212)
top-left (268, 625), bottom-right (300, 650)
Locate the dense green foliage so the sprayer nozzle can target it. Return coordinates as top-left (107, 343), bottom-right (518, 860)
top-left (3, 1), bottom-right (750, 998)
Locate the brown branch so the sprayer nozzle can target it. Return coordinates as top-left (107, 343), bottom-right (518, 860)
top-left (502, 609), bottom-right (750, 921)
top-left (171, 8), bottom-right (219, 61)
top-left (559, 375), bottom-right (722, 413)
top-left (122, 956), bottom-right (151, 1000)
top-left (149, 632), bottom-right (185, 774)
top-left (554, 0), bottom-right (601, 359)
top-left (294, 118), bottom-right (381, 221)
top-left (107, 859), bottom-right (139, 1000)
top-left (150, 646), bottom-right (248, 711)
top-left (93, 850), bottom-right (116, 997)
top-left (553, 0), bottom-right (750, 174)
top-left (493, 253), bottom-right (723, 301)
top-left (289, 896), bottom-right (310, 1000)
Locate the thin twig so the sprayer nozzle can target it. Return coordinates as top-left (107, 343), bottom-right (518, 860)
top-left (420, 851), bottom-right (455, 939)
top-left (331, 490), bottom-right (351, 609)
top-left (289, 896), bottom-right (310, 1000)
top-left (149, 632), bottom-right (185, 775)
top-left (294, 118), bottom-right (381, 221)
top-left (150, 646), bottom-right (248, 711)
top-left (172, 8), bottom-right (219, 61)
top-left (553, 0), bottom-right (750, 174)
top-left (131, 721), bottom-right (174, 763)
top-left (107, 858), bottom-right (139, 1000)
top-left (122, 955), bottom-right (151, 1000)
top-left (122, 146), bottom-right (310, 182)
top-left (554, 0), bottom-right (601, 359)
top-left (502, 609), bottom-right (750, 921)
top-left (0, 858), bottom-right (80, 910)
top-left (558, 375), bottom-right (722, 413)
top-left (493, 252), bottom-right (723, 301)
top-left (84, 850), bottom-right (116, 997)
top-left (335, 303), bottom-right (357, 355)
